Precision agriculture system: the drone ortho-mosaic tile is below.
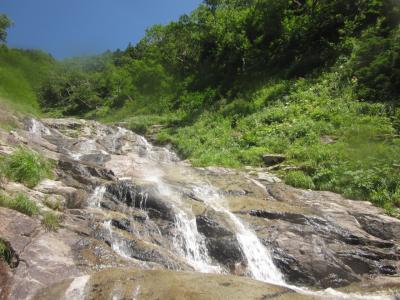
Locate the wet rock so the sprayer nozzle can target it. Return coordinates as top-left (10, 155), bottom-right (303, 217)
top-left (78, 153), bottom-right (111, 166)
top-left (58, 159), bottom-right (115, 182)
top-left (66, 189), bottom-right (88, 209)
top-left (111, 218), bottom-right (132, 232)
top-left (105, 181), bottom-right (175, 221)
top-left (196, 215), bottom-right (245, 269)
top-left (379, 265), bottom-right (397, 275)
top-left (353, 213), bottom-right (400, 240)
top-left (244, 205), bottom-right (400, 288)
top-left (196, 215), bottom-right (232, 238)
top-left (262, 154), bottom-right (286, 166)
top-left (33, 269), bottom-right (312, 300)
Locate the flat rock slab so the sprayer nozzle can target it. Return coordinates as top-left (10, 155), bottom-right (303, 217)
top-left (34, 268), bottom-right (317, 300)
top-left (0, 208), bottom-right (82, 300)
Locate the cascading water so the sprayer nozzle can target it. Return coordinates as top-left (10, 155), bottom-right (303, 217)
top-left (88, 186), bottom-right (106, 208)
top-left (103, 220), bottom-right (133, 260)
top-left (173, 210), bottom-right (221, 273)
top-left (66, 120), bottom-right (393, 300)
top-left (192, 185), bottom-right (284, 284)
top-left (134, 165), bottom-right (221, 273)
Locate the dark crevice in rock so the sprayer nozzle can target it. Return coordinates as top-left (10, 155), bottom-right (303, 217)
top-left (105, 181), bottom-right (175, 221)
top-left (0, 239), bottom-right (19, 268)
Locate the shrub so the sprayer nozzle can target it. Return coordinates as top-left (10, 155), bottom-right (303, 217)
top-left (0, 148), bottom-right (53, 188)
top-left (284, 171), bottom-right (315, 189)
top-left (41, 212), bottom-right (60, 232)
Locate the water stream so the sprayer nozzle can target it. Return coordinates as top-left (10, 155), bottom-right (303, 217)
top-left (82, 124), bottom-right (394, 300)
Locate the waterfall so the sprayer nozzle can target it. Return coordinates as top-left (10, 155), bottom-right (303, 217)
top-left (28, 119), bottom-right (51, 136)
top-left (137, 168), bottom-right (221, 272)
top-left (192, 185), bottom-right (284, 285)
top-left (103, 220), bottom-right (133, 260)
top-left (173, 210), bottom-right (221, 273)
top-left (88, 186), bottom-right (106, 208)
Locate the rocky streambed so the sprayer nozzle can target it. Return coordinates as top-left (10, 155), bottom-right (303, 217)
top-left (0, 117), bottom-right (399, 300)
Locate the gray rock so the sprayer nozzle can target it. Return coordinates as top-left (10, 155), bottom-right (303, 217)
top-left (262, 154), bottom-right (286, 166)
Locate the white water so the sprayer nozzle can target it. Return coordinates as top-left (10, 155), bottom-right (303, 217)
top-left (29, 119), bottom-right (51, 136)
top-left (103, 220), bottom-right (133, 260)
top-left (88, 186), bottom-right (106, 208)
top-left (192, 185), bottom-right (284, 284)
top-left (173, 210), bottom-right (221, 273)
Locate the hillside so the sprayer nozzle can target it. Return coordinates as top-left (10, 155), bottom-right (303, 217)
top-left (34, 0), bottom-right (400, 216)
top-left (1, 2), bottom-right (400, 299)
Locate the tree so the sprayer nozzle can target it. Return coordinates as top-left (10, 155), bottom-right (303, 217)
top-left (0, 14), bottom-right (12, 44)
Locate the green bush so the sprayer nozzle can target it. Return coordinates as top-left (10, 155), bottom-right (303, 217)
top-left (284, 171), bottom-right (315, 190)
top-left (0, 148), bottom-right (53, 188)
top-left (41, 212), bottom-right (60, 232)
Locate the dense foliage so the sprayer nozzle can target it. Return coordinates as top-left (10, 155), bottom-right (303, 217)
top-left (39, 0), bottom-right (400, 116)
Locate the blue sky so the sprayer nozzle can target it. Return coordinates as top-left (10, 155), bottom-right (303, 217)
top-left (0, 0), bottom-right (202, 59)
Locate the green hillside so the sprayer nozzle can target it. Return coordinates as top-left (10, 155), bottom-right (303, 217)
top-left (3, 1), bottom-right (400, 215)
top-left (0, 46), bottom-right (54, 115)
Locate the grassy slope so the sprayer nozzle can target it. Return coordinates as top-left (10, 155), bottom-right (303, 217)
top-left (0, 47), bottom-right (54, 125)
top-left (107, 71), bottom-right (400, 217)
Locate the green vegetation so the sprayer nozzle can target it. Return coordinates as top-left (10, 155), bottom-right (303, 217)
top-left (0, 47), bottom-right (54, 116)
top-left (41, 212), bottom-right (60, 232)
top-left (0, 148), bottom-right (53, 188)
top-left (0, 14), bottom-right (11, 44)
top-left (0, 193), bottom-right (39, 216)
top-left (0, 14), bottom-right (54, 119)
top-left (0, 239), bottom-right (11, 263)
top-left (284, 171), bottom-right (315, 190)
top-left (34, 0), bottom-right (400, 215)
top-left (1, 1), bottom-right (400, 215)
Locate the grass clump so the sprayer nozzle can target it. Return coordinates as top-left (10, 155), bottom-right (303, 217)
top-left (0, 193), bottom-right (39, 216)
top-left (41, 212), bottom-right (60, 232)
top-left (0, 148), bottom-right (53, 188)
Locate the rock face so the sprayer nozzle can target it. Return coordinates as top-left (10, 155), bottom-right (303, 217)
top-left (0, 117), bottom-right (399, 300)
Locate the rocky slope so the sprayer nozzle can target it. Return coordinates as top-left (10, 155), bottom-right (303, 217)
top-left (0, 117), bottom-right (399, 300)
